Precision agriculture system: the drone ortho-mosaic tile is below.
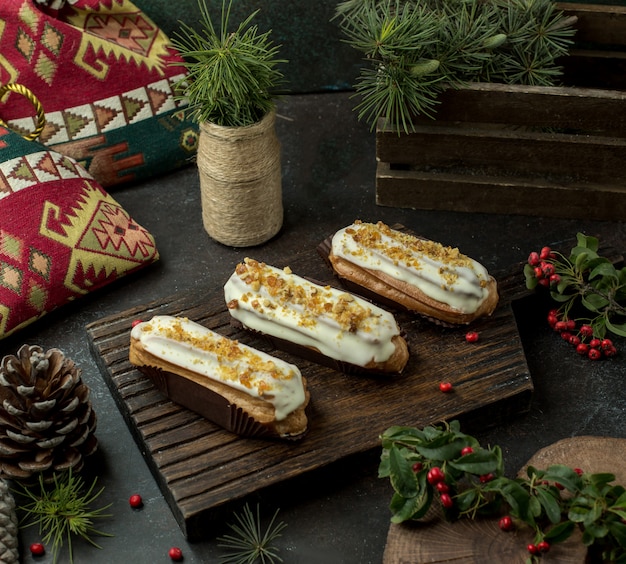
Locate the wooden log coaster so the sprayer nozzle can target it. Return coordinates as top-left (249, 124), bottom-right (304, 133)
top-left (382, 436), bottom-right (626, 563)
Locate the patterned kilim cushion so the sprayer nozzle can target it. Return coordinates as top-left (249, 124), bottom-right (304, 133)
top-left (0, 122), bottom-right (159, 340)
top-left (0, 0), bottom-right (198, 188)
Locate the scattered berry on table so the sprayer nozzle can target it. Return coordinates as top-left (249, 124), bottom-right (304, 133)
top-left (30, 543), bottom-right (45, 556)
top-left (439, 381), bottom-right (453, 393)
top-left (169, 546), bottom-right (184, 561)
top-left (129, 494), bottom-right (143, 508)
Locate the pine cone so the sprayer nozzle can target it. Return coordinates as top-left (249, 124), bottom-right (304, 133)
top-left (0, 345), bottom-right (98, 481)
top-left (0, 479), bottom-right (19, 563)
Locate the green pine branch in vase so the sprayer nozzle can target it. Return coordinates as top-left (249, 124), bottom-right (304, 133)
top-left (171, 0), bottom-right (286, 127)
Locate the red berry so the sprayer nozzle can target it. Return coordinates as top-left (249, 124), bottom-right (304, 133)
top-left (569, 335), bottom-right (581, 347)
top-left (537, 540), bottom-right (551, 553)
top-left (538, 278), bottom-right (550, 287)
top-left (576, 343), bottom-right (589, 355)
top-left (580, 324), bottom-right (594, 338)
top-left (588, 348), bottom-right (602, 360)
top-left (547, 314), bottom-right (558, 327)
top-left (533, 266), bottom-right (544, 279)
top-left (461, 446), bottom-right (474, 456)
top-left (565, 319), bottom-right (576, 331)
top-left (439, 381), bottom-right (453, 393)
top-left (528, 252), bottom-right (540, 266)
top-left (440, 493), bottom-right (454, 508)
top-left (574, 467), bottom-right (584, 476)
top-left (527, 543), bottom-right (539, 555)
top-left (131, 319), bottom-right (143, 328)
top-left (541, 262), bottom-right (555, 277)
top-left (560, 331), bottom-right (572, 341)
top-left (554, 320), bottom-right (567, 332)
top-left (601, 338), bottom-right (614, 351)
top-left (498, 516), bottom-right (514, 531)
top-left (427, 467), bottom-right (445, 485)
top-left (436, 482), bottom-right (450, 493)
top-left (129, 494), bottom-right (143, 508)
top-left (604, 345), bottom-right (618, 358)
top-left (549, 274), bottom-right (561, 285)
top-left (479, 473), bottom-right (495, 483)
top-left (548, 308), bottom-right (560, 318)
top-left (465, 331), bottom-right (479, 343)
top-left (589, 338), bottom-right (602, 349)
top-left (540, 246), bottom-right (552, 260)
top-left (412, 462), bottom-right (423, 472)
top-left (169, 547), bottom-right (184, 561)
top-left (30, 543), bottom-right (45, 556)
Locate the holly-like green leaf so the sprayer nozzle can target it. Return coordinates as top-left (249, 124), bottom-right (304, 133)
top-left (589, 259), bottom-right (618, 281)
top-left (416, 436), bottom-right (467, 461)
top-left (535, 486), bottom-right (562, 524)
top-left (454, 488), bottom-right (477, 513)
top-left (569, 505), bottom-right (590, 523)
top-left (449, 450), bottom-right (500, 476)
top-left (584, 519), bottom-right (610, 539)
top-left (582, 294), bottom-right (609, 312)
top-left (605, 317), bottom-right (626, 338)
top-left (576, 233), bottom-right (599, 252)
top-left (608, 521), bottom-right (626, 548)
top-left (544, 520), bottom-right (575, 543)
top-left (389, 445), bottom-right (419, 498)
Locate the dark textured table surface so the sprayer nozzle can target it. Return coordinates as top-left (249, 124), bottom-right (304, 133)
top-left (4, 92), bottom-right (625, 563)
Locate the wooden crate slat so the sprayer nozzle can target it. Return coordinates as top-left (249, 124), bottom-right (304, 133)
top-left (558, 2), bottom-right (626, 46)
top-left (377, 124), bottom-right (626, 184)
top-left (376, 163), bottom-right (626, 220)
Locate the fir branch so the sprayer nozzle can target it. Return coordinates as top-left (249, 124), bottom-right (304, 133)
top-left (171, 0), bottom-right (286, 127)
top-left (15, 470), bottom-right (112, 564)
top-left (218, 504), bottom-right (287, 564)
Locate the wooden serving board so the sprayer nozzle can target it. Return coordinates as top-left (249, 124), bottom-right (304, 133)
top-left (86, 247), bottom-right (533, 540)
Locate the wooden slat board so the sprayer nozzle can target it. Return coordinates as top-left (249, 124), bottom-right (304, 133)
top-left (86, 248), bottom-right (533, 540)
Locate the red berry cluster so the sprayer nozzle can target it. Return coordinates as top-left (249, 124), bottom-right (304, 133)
top-left (548, 309), bottom-right (618, 360)
top-left (527, 246), bottom-right (559, 287)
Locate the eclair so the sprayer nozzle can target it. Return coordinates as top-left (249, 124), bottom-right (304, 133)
top-left (224, 258), bottom-right (409, 375)
top-left (129, 315), bottom-right (309, 440)
top-left (327, 221), bottom-right (498, 325)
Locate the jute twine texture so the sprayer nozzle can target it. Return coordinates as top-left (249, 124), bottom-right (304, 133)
top-left (197, 110), bottom-right (283, 247)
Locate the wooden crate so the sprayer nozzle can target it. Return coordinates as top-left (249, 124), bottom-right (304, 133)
top-left (375, 3), bottom-right (626, 220)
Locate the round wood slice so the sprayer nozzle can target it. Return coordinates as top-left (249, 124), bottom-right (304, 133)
top-left (383, 436), bottom-right (626, 564)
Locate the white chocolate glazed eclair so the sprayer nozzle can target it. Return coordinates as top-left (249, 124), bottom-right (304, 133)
top-left (328, 221), bottom-right (498, 325)
top-left (224, 258), bottom-right (409, 375)
top-left (129, 315), bottom-right (309, 439)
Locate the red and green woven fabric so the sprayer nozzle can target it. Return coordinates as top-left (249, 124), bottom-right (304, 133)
top-left (0, 0), bottom-right (198, 187)
top-left (0, 124), bottom-right (159, 340)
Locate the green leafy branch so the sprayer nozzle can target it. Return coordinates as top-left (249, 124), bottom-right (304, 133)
top-left (379, 421), bottom-right (626, 562)
top-left (524, 233), bottom-right (626, 339)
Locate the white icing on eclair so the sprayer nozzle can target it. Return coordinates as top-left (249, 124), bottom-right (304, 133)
top-left (224, 258), bottom-right (401, 368)
top-left (131, 315), bottom-right (306, 421)
top-left (331, 221), bottom-right (491, 314)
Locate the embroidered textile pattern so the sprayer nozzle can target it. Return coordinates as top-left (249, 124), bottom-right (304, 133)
top-left (0, 124), bottom-right (159, 340)
top-left (0, 0), bottom-right (198, 187)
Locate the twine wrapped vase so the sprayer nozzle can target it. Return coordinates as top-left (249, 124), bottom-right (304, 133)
top-left (197, 110), bottom-right (283, 247)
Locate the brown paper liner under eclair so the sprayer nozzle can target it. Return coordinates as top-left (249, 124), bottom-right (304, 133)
top-left (136, 364), bottom-right (308, 441)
